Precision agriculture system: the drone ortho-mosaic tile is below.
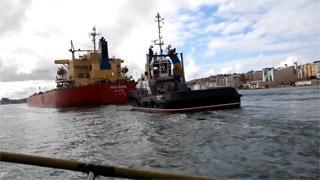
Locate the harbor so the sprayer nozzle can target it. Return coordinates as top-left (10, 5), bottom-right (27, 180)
top-left (0, 0), bottom-right (319, 179)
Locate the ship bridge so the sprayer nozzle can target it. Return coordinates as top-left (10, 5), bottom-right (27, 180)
top-left (54, 28), bottom-right (129, 88)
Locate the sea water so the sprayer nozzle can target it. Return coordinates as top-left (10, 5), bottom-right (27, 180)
top-left (0, 86), bottom-right (319, 179)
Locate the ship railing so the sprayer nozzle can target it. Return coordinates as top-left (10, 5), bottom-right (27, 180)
top-left (146, 53), bottom-right (183, 63)
top-left (0, 151), bottom-right (218, 180)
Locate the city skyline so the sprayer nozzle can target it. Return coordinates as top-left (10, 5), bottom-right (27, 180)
top-left (0, 0), bottom-right (319, 98)
top-left (188, 60), bottom-right (320, 90)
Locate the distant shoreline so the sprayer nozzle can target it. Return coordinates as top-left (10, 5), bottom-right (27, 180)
top-left (0, 98), bottom-right (27, 105)
top-left (239, 80), bottom-right (320, 90)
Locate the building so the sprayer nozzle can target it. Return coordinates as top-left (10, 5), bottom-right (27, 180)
top-left (295, 79), bottom-right (320, 86)
top-left (225, 75), bottom-right (238, 88)
top-left (188, 60), bottom-right (319, 89)
top-left (312, 61), bottom-right (320, 79)
top-left (191, 83), bottom-right (201, 90)
top-left (244, 71), bottom-right (262, 82)
top-left (263, 66), bottom-right (298, 86)
top-left (273, 66), bottom-right (298, 85)
top-left (216, 75), bottom-right (227, 87)
top-left (297, 63), bottom-right (314, 80)
top-left (297, 65), bottom-right (304, 79)
top-left (254, 71), bottom-right (262, 81)
top-left (263, 68), bottom-right (274, 82)
top-left (304, 63), bottom-right (313, 78)
top-left (243, 71), bottom-right (254, 82)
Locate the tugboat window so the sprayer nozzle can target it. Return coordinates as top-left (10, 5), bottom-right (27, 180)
top-left (161, 64), bottom-right (167, 73)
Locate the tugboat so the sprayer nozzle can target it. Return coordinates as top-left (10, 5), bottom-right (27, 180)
top-left (27, 27), bottom-right (137, 107)
top-left (130, 13), bottom-right (241, 113)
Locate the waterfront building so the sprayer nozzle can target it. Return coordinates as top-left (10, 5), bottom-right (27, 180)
top-left (273, 66), bottom-right (298, 85)
top-left (188, 60), bottom-right (318, 89)
top-left (216, 75), bottom-right (227, 87)
top-left (297, 63), bottom-right (315, 80)
top-left (303, 63), bottom-right (313, 79)
top-left (244, 71), bottom-right (259, 82)
top-left (263, 68), bottom-right (274, 82)
top-left (295, 79), bottom-right (320, 86)
top-left (312, 61), bottom-right (320, 79)
top-left (191, 83), bottom-right (201, 90)
top-left (188, 77), bottom-right (217, 90)
top-left (263, 66), bottom-right (297, 86)
top-left (244, 71), bottom-right (254, 82)
top-left (207, 81), bottom-right (217, 88)
top-left (253, 71), bottom-right (263, 81)
top-left (224, 75), bottom-right (232, 87)
top-left (297, 65), bottom-right (304, 79)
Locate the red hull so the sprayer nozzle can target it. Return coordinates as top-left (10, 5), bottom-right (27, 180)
top-left (27, 81), bottom-right (137, 108)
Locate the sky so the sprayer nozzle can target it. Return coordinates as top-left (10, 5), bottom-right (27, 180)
top-left (0, 0), bottom-right (319, 98)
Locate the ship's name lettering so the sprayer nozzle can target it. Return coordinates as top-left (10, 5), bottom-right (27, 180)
top-left (110, 85), bottom-right (127, 89)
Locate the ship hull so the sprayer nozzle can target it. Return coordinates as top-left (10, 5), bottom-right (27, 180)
top-left (27, 81), bottom-right (137, 108)
top-left (131, 102), bottom-right (240, 113)
top-left (131, 87), bottom-right (241, 113)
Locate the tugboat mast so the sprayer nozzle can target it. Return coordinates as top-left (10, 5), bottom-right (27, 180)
top-left (155, 13), bottom-right (164, 55)
top-left (89, 27), bottom-right (100, 53)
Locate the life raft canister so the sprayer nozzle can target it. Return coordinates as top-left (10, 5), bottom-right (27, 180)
top-left (57, 67), bottom-right (66, 76)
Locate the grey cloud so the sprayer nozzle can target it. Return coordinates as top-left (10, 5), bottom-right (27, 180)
top-left (0, 66), bottom-right (55, 82)
top-left (9, 87), bottom-right (35, 99)
top-left (100, 0), bottom-right (155, 48)
top-left (33, 26), bottom-right (61, 38)
top-left (13, 47), bottom-right (36, 55)
top-left (0, 59), bottom-right (3, 69)
top-left (0, 56), bottom-right (56, 82)
top-left (0, 0), bottom-right (33, 37)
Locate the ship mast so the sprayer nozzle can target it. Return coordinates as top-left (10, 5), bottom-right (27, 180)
top-left (89, 27), bottom-right (100, 53)
top-left (155, 13), bottom-right (164, 55)
top-left (70, 40), bottom-right (75, 60)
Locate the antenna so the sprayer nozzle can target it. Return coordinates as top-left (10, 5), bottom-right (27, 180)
top-left (89, 26), bottom-right (100, 53)
top-left (155, 13), bottom-right (164, 55)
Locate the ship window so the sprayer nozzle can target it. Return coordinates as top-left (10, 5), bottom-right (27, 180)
top-left (161, 64), bottom-right (167, 73)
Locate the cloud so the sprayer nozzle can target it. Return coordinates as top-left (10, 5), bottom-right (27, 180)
top-left (99, 0), bottom-right (156, 48)
top-left (279, 56), bottom-right (298, 67)
top-left (217, 0), bottom-right (267, 15)
top-left (0, 0), bottom-right (32, 37)
top-left (0, 66), bottom-right (55, 82)
top-left (202, 0), bottom-right (319, 62)
top-left (184, 54), bottom-right (202, 80)
top-left (0, 80), bottom-right (55, 99)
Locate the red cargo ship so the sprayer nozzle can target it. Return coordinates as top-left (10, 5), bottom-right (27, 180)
top-left (27, 28), bottom-right (137, 107)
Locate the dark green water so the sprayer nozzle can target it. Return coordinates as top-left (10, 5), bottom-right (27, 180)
top-left (0, 86), bottom-right (319, 179)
